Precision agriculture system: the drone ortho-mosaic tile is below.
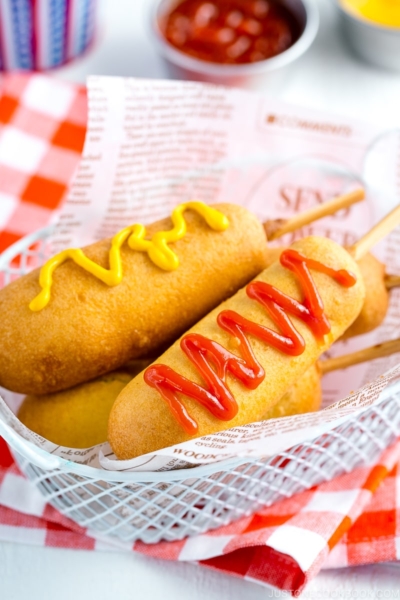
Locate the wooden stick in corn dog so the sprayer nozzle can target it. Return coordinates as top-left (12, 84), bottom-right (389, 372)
top-left (349, 204), bottom-right (400, 262)
top-left (385, 275), bottom-right (400, 290)
top-left (319, 337), bottom-right (400, 374)
top-left (108, 235), bottom-right (366, 459)
top-left (0, 192), bottom-right (364, 396)
top-left (263, 188), bottom-right (365, 241)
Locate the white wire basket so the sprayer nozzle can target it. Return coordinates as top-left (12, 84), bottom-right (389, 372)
top-left (1, 228), bottom-right (400, 545)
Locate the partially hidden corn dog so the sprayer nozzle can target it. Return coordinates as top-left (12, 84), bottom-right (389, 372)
top-left (18, 372), bottom-right (133, 449)
top-left (108, 236), bottom-right (365, 459)
top-left (342, 253), bottom-right (389, 338)
top-left (262, 364), bottom-right (321, 420)
top-left (17, 359), bottom-right (151, 449)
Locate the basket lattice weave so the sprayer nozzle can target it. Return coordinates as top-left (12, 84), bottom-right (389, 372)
top-left (1, 229), bottom-right (400, 544)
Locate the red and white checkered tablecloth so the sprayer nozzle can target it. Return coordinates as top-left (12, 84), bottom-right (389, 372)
top-left (1, 437), bottom-right (400, 596)
top-left (1, 72), bottom-right (400, 597)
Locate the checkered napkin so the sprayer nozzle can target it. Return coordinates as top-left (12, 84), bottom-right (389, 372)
top-left (1, 73), bottom-right (400, 596)
top-left (0, 72), bottom-right (86, 252)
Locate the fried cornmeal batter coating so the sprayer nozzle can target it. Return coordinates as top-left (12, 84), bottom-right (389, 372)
top-left (265, 247), bottom-right (389, 339)
top-left (262, 364), bottom-right (322, 420)
top-left (341, 252), bottom-right (388, 339)
top-left (108, 236), bottom-right (365, 459)
top-left (18, 372), bottom-right (132, 449)
top-left (0, 204), bottom-right (267, 395)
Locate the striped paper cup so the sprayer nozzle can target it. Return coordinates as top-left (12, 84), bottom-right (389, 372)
top-left (0, 0), bottom-right (97, 71)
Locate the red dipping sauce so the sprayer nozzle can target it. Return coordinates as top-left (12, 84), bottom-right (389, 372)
top-left (160, 0), bottom-right (302, 65)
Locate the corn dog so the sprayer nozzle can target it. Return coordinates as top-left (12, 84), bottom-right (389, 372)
top-left (0, 203), bottom-right (267, 395)
top-left (265, 247), bottom-right (389, 339)
top-left (341, 253), bottom-right (388, 338)
top-left (18, 371), bottom-right (132, 449)
top-left (17, 359), bottom-right (151, 449)
top-left (108, 236), bottom-right (365, 459)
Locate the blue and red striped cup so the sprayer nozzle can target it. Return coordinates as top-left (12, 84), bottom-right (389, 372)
top-left (0, 0), bottom-right (97, 71)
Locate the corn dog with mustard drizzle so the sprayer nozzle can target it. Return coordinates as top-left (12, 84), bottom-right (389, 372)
top-left (0, 203), bottom-right (266, 394)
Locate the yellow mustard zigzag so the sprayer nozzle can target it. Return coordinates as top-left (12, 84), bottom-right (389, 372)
top-left (29, 201), bottom-right (229, 312)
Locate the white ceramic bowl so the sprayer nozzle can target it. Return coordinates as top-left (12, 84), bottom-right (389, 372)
top-left (149, 0), bottom-right (319, 88)
top-left (335, 2), bottom-right (400, 72)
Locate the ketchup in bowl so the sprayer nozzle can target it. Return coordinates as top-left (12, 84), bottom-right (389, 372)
top-left (160, 0), bottom-right (302, 65)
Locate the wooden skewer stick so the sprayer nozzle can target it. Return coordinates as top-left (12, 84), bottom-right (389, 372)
top-left (385, 274), bottom-right (400, 291)
top-left (319, 338), bottom-right (400, 375)
top-left (263, 188), bottom-right (365, 241)
top-left (349, 203), bottom-right (400, 261)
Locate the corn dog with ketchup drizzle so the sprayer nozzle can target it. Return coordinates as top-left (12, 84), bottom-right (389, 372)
top-left (264, 248), bottom-right (390, 339)
top-left (108, 235), bottom-right (365, 459)
top-left (0, 192), bottom-right (364, 396)
top-left (264, 203), bottom-right (400, 339)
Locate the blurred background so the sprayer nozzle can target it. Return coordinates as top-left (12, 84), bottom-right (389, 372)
top-left (1, 0), bottom-right (400, 126)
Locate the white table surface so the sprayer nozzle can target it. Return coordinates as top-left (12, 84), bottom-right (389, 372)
top-left (1, 0), bottom-right (400, 598)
